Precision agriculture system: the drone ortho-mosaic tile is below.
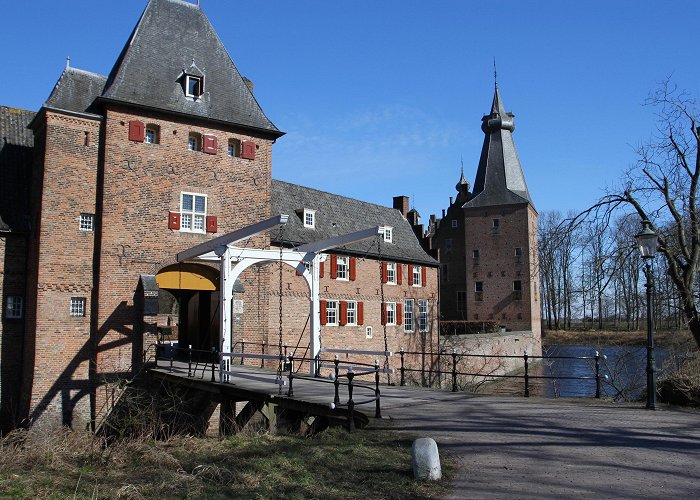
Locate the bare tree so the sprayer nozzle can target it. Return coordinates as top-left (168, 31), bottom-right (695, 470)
top-left (574, 81), bottom-right (700, 347)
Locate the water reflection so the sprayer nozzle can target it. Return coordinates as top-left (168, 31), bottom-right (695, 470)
top-left (540, 345), bottom-right (667, 400)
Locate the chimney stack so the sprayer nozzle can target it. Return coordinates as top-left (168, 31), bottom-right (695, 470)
top-left (393, 195), bottom-right (409, 217)
top-left (242, 76), bottom-right (254, 94)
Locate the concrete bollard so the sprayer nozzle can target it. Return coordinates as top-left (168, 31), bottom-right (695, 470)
top-left (412, 437), bottom-right (441, 480)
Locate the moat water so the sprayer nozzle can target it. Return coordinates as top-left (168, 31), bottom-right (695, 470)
top-left (538, 344), bottom-right (670, 400)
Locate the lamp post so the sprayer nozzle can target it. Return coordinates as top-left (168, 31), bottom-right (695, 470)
top-left (635, 220), bottom-right (658, 410)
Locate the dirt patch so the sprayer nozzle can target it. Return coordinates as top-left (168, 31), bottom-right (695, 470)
top-left (542, 329), bottom-right (691, 348)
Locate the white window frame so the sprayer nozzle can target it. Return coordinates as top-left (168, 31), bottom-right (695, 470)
top-left (412, 265), bottom-right (421, 287)
top-left (385, 302), bottom-right (397, 325)
top-left (326, 300), bottom-right (338, 326)
top-left (404, 299), bottom-right (414, 332)
top-left (227, 139), bottom-right (240, 157)
top-left (185, 75), bottom-right (203, 97)
top-left (70, 297), bottom-right (86, 318)
top-left (380, 226), bottom-right (393, 243)
top-left (515, 247), bottom-right (523, 257)
top-left (303, 209), bottom-right (316, 229)
top-left (418, 299), bottom-right (428, 332)
top-left (451, 219), bottom-right (458, 228)
top-left (145, 127), bottom-right (157, 144)
top-left (180, 192), bottom-right (207, 233)
top-left (366, 326), bottom-right (373, 339)
top-left (346, 300), bottom-right (357, 326)
top-left (188, 134), bottom-right (200, 151)
top-left (6, 296), bottom-right (23, 319)
top-left (386, 262), bottom-right (397, 285)
top-left (336, 256), bottom-right (349, 280)
top-left (79, 213), bottom-right (94, 232)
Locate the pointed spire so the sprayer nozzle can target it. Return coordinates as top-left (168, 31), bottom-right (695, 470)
top-left (464, 83), bottom-right (534, 210)
top-left (65, 56), bottom-right (70, 69)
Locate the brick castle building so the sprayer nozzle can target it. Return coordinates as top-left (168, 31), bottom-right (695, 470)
top-left (428, 85), bottom-right (540, 337)
top-left (0, 0), bottom-right (440, 431)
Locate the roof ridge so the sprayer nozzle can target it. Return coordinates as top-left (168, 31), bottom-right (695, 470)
top-left (66, 67), bottom-right (107, 79)
top-left (272, 179), bottom-right (396, 212)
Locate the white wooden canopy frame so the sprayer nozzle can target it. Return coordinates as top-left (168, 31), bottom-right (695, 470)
top-left (175, 215), bottom-right (381, 375)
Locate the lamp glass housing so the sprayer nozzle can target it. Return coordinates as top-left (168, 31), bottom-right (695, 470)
top-left (635, 221), bottom-right (658, 259)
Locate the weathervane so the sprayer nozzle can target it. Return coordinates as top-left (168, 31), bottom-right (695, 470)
top-left (493, 57), bottom-right (498, 89)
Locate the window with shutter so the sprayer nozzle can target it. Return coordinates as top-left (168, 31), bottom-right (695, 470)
top-left (381, 303), bottom-right (387, 325)
top-left (381, 261), bottom-right (387, 284)
top-left (320, 300), bottom-right (327, 326)
top-left (396, 263), bottom-right (403, 285)
top-left (349, 257), bottom-right (357, 281)
top-left (206, 215), bottom-right (217, 233)
top-left (320, 261), bottom-right (325, 278)
top-left (241, 141), bottom-right (256, 160)
top-left (168, 211), bottom-right (181, 230)
top-left (203, 134), bottom-right (218, 154)
top-left (396, 302), bottom-right (403, 325)
top-left (128, 120), bottom-right (145, 142)
top-left (421, 266), bottom-right (427, 287)
top-left (330, 254), bottom-right (338, 279)
top-left (357, 302), bottom-right (364, 325)
top-left (339, 301), bottom-right (347, 326)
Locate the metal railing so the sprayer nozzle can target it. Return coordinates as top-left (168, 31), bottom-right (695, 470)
top-left (152, 343), bottom-right (388, 431)
top-left (397, 348), bottom-right (609, 398)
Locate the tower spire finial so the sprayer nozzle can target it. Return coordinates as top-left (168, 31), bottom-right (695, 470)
top-left (493, 57), bottom-right (498, 89)
top-left (66, 56), bottom-right (70, 69)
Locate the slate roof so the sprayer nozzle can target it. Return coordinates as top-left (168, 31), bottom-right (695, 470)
top-left (271, 180), bottom-right (438, 266)
top-left (44, 67), bottom-right (107, 115)
top-left (100, 0), bottom-right (282, 137)
top-left (463, 86), bottom-right (535, 210)
top-left (0, 106), bottom-right (36, 232)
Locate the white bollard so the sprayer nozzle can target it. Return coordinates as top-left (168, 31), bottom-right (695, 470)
top-left (412, 437), bottom-right (441, 480)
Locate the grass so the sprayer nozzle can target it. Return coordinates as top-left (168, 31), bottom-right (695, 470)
top-left (542, 329), bottom-right (689, 347)
top-left (0, 425), bottom-right (452, 499)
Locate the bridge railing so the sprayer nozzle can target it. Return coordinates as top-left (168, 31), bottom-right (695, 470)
top-left (396, 348), bottom-right (609, 398)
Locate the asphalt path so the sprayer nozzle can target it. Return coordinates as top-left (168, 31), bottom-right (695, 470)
top-left (372, 385), bottom-right (700, 499)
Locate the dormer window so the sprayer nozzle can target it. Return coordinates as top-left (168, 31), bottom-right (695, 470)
top-left (380, 226), bottom-right (393, 243)
top-left (303, 209), bottom-right (316, 228)
top-left (185, 75), bottom-right (203, 98)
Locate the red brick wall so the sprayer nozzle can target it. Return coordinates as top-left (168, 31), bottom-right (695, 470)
top-left (464, 203), bottom-right (539, 333)
top-left (1, 233), bottom-right (28, 430)
top-left (94, 106), bottom-right (273, 410)
top-left (264, 255), bottom-right (439, 376)
top-left (22, 111), bottom-right (101, 427)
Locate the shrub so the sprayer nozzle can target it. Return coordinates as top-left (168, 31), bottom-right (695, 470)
top-left (440, 321), bottom-right (500, 336)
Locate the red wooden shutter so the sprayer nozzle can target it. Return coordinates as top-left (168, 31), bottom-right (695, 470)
top-left (339, 301), bottom-right (348, 326)
top-left (241, 141), bottom-right (256, 160)
top-left (168, 211), bottom-right (180, 230)
top-left (128, 120), bottom-right (145, 142)
top-left (397, 263), bottom-right (403, 285)
top-left (381, 302), bottom-right (387, 325)
top-left (330, 254), bottom-right (338, 279)
top-left (320, 300), bottom-right (327, 326)
top-left (349, 257), bottom-right (357, 281)
top-left (421, 266), bottom-right (427, 287)
top-left (320, 261), bottom-right (325, 278)
top-left (407, 264), bottom-right (413, 285)
top-left (203, 134), bottom-right (218, 154)
top-left (397, 302), bottom-right (403, 325)
top-left (381, 261), bottom-right (387, 284)
top-left (357, 302), bottom-right (364, 325)
top-left (206, 215), bottom-right (217, 233)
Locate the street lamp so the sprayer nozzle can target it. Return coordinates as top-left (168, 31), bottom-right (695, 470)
top-left (635, 220), bottom-right (658, 410)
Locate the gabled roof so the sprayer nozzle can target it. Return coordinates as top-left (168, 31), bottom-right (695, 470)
top-left (44, 67), bottom-right (107, 115)
top-left (272, 180), bottom-right (438, 266)
top-left (463, 86), bottom-right (534, 210)
top-left (100, 0), bottom-right (282, 137)
top-left (0, 106), bottom-right (35, 232)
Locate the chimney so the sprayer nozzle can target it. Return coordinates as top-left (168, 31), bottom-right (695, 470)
top-left (393, 195), bottom-right (409, 217)
top-left (442, 209), bottom-right (446, 218)
top-left (449, 196), bottom-right (453, 206)
top-left (242, 76), bottom-right (254, 94)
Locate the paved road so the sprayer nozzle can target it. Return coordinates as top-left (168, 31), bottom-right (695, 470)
top-left (153, 361), bottom-right (700, 498)
top-left (374, 385), bottom-right (700, 499)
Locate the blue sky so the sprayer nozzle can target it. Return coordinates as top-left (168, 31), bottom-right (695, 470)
top-left (2, 0), bottom-right (699, 222)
